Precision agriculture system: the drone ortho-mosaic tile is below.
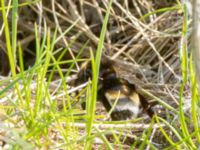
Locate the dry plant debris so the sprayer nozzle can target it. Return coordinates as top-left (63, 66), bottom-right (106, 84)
top-left (0, 0), bottom-right (192, 149)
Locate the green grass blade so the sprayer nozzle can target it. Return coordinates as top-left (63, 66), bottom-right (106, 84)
top-left (11, 0), bottom-right (18, 65)
top-left (84, 0), bottom-right (113, 149)
top-left (190, 53), bottom-right (200, 143)
top-left (1, 1), bottom-right (16, 77)
top-left (179, 5), bottom-right (196, 149)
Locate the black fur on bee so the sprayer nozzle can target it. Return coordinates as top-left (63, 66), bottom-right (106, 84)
top-left (74, 57), bottom-right (154, 120)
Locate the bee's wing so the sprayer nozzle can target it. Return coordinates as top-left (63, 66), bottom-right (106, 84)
top-left (138, 93), bottom-right (155, 118)
top-left (119, 76), bottom-right (155, 118)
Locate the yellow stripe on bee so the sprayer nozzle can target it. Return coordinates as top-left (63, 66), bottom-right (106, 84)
top-left (105, 90), bottom-right (125, 101)
top-left (105, 90), bottom-right (140, 105)
top-left (129, 92), bottom-right (140, 106)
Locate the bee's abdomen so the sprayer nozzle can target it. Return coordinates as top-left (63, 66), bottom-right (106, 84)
top-left (104, 83), bottom-right (141, 120)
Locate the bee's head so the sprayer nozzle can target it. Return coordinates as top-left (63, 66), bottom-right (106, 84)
top-left (74, 57), bottom-right (114, 86)
top-left (99, 57), bottom-right (116, 78)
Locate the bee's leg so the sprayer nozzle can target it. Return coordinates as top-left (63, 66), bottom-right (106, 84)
top-left (73, 88), bottom-right (86, 110)
top-left (97, 88), bottom-right (112, 115)
top-left (79, 88), bottom-right (109, 111)
top-left (81, 101), bottom-right (86, 110)
top-left (139, 94), bottom-right (154, 118)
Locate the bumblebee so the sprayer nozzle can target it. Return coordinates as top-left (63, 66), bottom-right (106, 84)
top-left (74, 57), bottom-right (154, 120)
